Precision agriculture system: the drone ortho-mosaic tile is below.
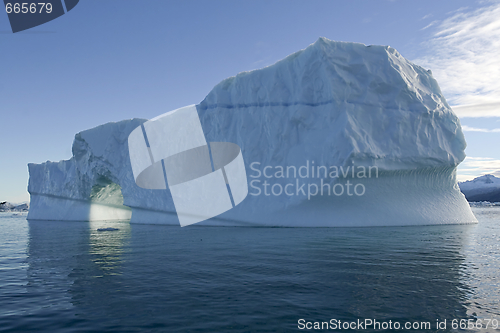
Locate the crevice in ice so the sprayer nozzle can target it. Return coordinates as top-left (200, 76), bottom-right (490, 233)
top-left (198, 100), bottom-right (444, 114)
top-left (199, 100), bottom-right (336, 110)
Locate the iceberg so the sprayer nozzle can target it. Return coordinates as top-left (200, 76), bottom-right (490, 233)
top-left (27, 38), bottom-right (477, 226)
top-left (0, 201), bottom-right (29, 212)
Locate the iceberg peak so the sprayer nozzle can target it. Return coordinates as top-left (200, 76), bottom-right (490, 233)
top-left (199, 37), bottom-right (465, 171)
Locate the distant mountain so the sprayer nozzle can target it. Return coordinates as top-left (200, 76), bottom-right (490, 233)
top-left (459, 175), bottom-right (500, 202)
top-left (0, 201), bottom-right (29, 212)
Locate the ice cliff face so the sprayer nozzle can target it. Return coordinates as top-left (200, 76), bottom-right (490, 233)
top-left (27, 38), bottom-right (476, 226)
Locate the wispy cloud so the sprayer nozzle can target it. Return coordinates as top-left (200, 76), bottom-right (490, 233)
top-left (461, 125), bottom-right (500, 132)
top-left (415, 2), bottom-right (500, 118)
top-left (420, 20), bottom-right (438, 31)
top-left (457, 156), bottom-right (500, 181)
top-left (452, 102), bottom-right (500, 118)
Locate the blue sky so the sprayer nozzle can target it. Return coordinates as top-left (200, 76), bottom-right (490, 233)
top-left (1, 0), bottom-right (499, 202)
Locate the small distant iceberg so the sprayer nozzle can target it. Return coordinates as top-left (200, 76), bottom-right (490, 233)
top-left (0, 201), bottom-right (29, 212)
top-left (27, 38), bottom-right (477, 226)
top-left (97, 227), bottom-right (120, 232)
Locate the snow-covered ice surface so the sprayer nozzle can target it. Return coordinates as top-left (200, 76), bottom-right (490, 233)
top-left (460, 174), bottom-right (500, 192)
top-left (27, 38), bottom-right (476, 226)
top-left (459, 175), bottom-right (500, 203)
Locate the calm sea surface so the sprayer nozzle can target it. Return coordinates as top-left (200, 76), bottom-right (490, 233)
top-left (1, 206), bottom-right (499, 332)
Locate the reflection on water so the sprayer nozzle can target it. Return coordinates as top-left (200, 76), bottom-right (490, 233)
top-left (462, 206), bottom-right (500, 320)
top-left (21, 219), bottom-right (130, 331)
top-left (0, 208), bottom-right (499, 332)
top-left (88, 220), bottom-right (131, 276)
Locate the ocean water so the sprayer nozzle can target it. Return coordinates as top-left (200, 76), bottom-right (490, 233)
top-left (1, 206), bottom-right (499, 332)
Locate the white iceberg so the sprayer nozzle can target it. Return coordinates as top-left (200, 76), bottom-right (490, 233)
top-left (27, 38), bottom-right (477, 226)
top-left (0, 201), bottom-right (29, 212)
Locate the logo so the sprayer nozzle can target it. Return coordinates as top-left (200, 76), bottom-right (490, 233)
top-left (4, 0), bottom-right (79, 33)
top-left (128, 105), bottom-right (248, 227)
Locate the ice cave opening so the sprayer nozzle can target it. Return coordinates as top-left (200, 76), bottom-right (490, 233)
top-left (88, 176), bottom-right (132, 222)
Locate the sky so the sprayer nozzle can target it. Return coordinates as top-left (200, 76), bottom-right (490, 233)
top-left (1, 0), bottom-right (499, 203)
